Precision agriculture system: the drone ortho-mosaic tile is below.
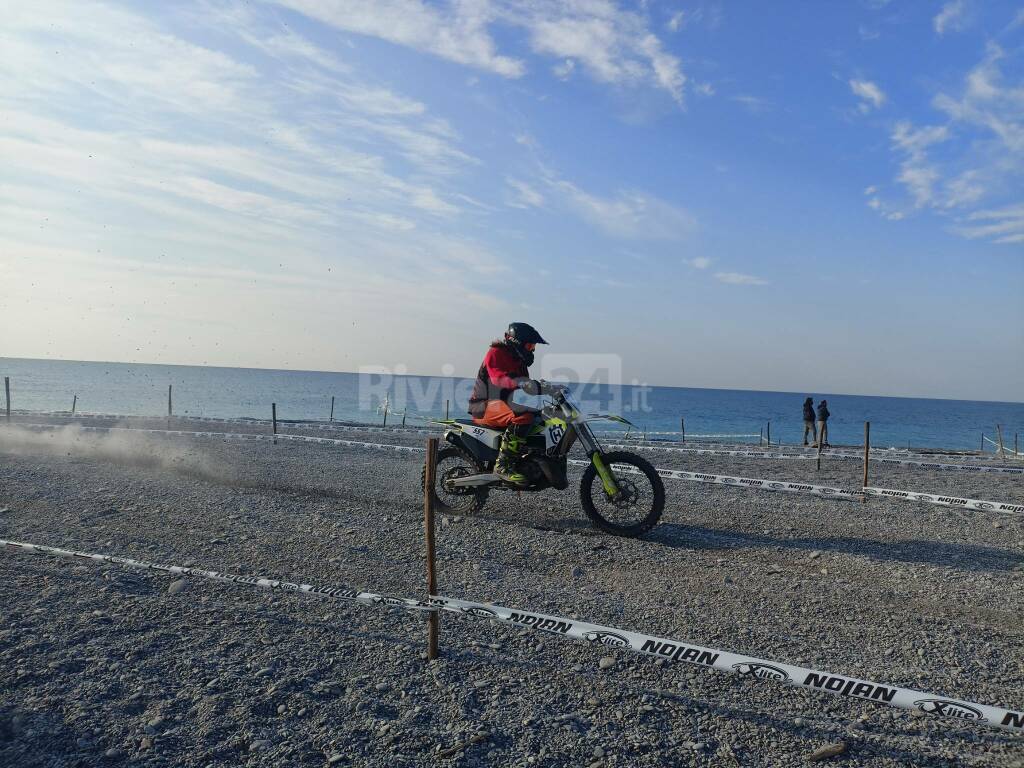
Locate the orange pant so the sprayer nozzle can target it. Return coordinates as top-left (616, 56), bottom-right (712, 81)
top-left (472, 400), bottom-right (537, 428)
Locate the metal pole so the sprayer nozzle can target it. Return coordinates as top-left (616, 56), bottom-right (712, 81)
top-left (71, 394), bottom-right (77, 415)
top-left (402, 411), bottom-right (407, 427)
top-left (766, 421), bottom-right (771, 447)
top-left (4, 377), bottom-right (9, 422)
top-left (329, 396), bottom-right (334, 422)
top-left (424, 437), bottom-right (439, 661)
top-left (862, 421), bottom-right (870, 503)
top-left (445, 399), bottom-right (449, 420)
top-left (272, 403), bottom-right (277, 445)
top-left (759, 426), bottom-right (763, 445)
top-left (997, 425), bottom-right (1005, 458)
top-left (168, 384), bottom-right (172, 417)
top-left (681, 417), bottom-right (685, 443)
top-left (981, 433), bottom-right (984, 452)
top-left (383, 404), bottom-right (388, 429)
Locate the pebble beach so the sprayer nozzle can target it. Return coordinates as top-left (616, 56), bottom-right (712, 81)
top-left (1, 416), bottom-right (1022, 767)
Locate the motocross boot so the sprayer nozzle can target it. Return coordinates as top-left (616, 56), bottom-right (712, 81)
top-left (494, 428), bottom-right (527, 484)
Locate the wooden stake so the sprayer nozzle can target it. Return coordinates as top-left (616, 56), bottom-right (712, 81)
top-left (862, 421), bottom-right (870, 503)
top-left (996, 424), bottom-right (1004, 457)
top-left (759, 426), bottom-right (763, 445)
top-left (272, 403), bottom-right (277, 445)
top-left (402, 411), bottom-right (407, 427)
top-left (981, 432), bottom-right (985, 452)
top-left (383, 404), bottom-right (388, 429)
top-left (766, 421), bottom-right (771, 447)
top-left (4, 376), bottom-right (9, 422)
top-left (424, 437), bottom-right (440, 661)
top-left (445, 399), bottom-right (449, 420)
top-left (167, 384), bottom-right (173, 417)
top-left (680, 417), bottom-right (685, 443)
top-left (329, 396), bottom-right (335, 422)
top-left (1016, 432), bottom-right (1019, 457)
top-left (816, 430), bottom-right (823, 471)
top-left (71, 394), bottom-right (77, 415)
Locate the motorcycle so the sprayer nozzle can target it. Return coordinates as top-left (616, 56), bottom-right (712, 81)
top-left (423, 382), bottom-right (665, 537)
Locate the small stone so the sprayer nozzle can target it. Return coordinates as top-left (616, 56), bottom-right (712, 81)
top-left (327, 755), bottom-right (345, 765)
top-left (139, 736), bottom-right (153, 750)
top-left (167, 580), bottom-right (187, 595)
top-left (808, 550), bottom-right (822, 560)
top-left (592, 746), bottom-right (605, 758)
top-left (598, 657), bottom-right (615, 670)
top-left (249, 739), bottom-right (271, 751)
top-left (587, 697), bottom-right (599, 707)
top-left (808, 741), bottom-right (847, 762)
top-left (375, 682), bottom-right (389, 691)
top-left (255, 667), bottom-right (273, 678)
top-left (277, 705), bottom-right (286, 715)
top-left (794, 717), bottom-right (804, 727)
top-left (297, 708), bottom-right (307, 717)
top-left (473, 680), bottom-right (488, 689)
top-left (104, 748), bottom-right (122, 758)
top-left (993, 521), bottom-right (1002, 529)
top-left (147, 716), bottom-right (165, 729)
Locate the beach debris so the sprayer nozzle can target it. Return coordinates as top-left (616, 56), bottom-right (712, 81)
top-left (808, 741), bottom-right (848, 761)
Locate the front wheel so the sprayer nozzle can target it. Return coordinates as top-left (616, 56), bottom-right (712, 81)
top-left (580, 451), bottom-right (665, 537)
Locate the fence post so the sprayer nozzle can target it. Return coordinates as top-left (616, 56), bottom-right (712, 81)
top-left (816, 431), bottom-right (823, 471)
top-left (1016, 432), bottom-right (1019, 457)
top-left (4, 377), bottom-right (9, 422)
top-left (759, 426), bottom-right (763, 445)
top-left (402, 411), bottom-right (407, 427)
top-left (424, 437), bottom-right (440, 660)
top-left (680, 417), bottom-right (685, 443)
top-left (996, 425), bottom-right (1004, 457)
top-left (766, 421), bottom-right (771, 447)
top-left (445, 400), bottom-right (449, 420)
top-left (980, 432), bottom-right (984, 452)
top-left (272, 403), bottom-right (277, 445)
top-left (168, 384), bottom-right (172, 417)
top-left (71, 394), bottom-right (77, 415)
top-left (329, 396), bottom-right (335, 422)
top-left (862, 421), bottom-right (870, 503)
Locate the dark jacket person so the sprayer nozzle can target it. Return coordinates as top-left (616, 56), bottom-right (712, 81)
top-left (802, 397), bottom-right (817, 446)
top-left (816, 400), bottom-right (830, 446)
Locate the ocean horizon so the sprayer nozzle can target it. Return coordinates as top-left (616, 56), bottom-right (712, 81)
top-left (2, 356), bottom-right (1022, 452)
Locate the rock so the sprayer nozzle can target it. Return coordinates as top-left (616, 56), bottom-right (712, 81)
top-left (809, 550), bottom-right (822, 560)
top-left (255, 667), bottom-right (273, 678)
top-left (327, 755), bottom-right (345, 764)
top-left (103, 748), bottom-right (122, 758)
top-left (249, 739), bottom-right (272, 751)
top-left (592, 746), bottom-right (605, 758)
top-left (167, 580), bottom-right (187, 595)
top-left (139, 736), bottom-right (153, 750)
top-left (147, 716), bottom-right (165, 729)
top-left (808, 741), bottom-right (847, 762)
top-left (375, 682), bottom-right (389, 691)
top-left (598, 657), bottom-right (615, 670)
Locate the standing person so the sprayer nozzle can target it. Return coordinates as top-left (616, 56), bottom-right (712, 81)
top-left (802, 397), bottom-right (817, 446)
top-left (816, 399), bottom-right (830, 448)
top-left (468, 322), bottom-right (548, 483)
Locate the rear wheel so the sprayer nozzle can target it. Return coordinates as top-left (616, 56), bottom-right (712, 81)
top-left (580, 451), bottom-right (665, 537)
top-left (422, 445), bottom-right (489, 515)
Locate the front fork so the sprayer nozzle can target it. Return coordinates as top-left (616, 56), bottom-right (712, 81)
top-left (590, 452), bottom-right (621, 498)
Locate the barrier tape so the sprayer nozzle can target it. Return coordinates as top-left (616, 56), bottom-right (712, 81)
top-left (570, 460), bottom-right (862, 501)
top-left (9, 424), bottom-right (1022, 513)
top-left (1, 539), bottom-right (1020, 734)
top-left (611, 442), bottom-right (1024, 474)
top-left (863, 488), bottom-right (1024, 516)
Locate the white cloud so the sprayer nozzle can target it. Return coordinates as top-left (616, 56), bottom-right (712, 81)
top-left (506, 178), bottom-right (545, 208)
top-left (714, 272), bottom-right (768, 286)
top-left (890, 121), bottom-right (951, 207)
top-left (547, 177), bottom-right (696, 240)
top-left (864, 185), bottom-right (878, 195)
top-left (271, 0), bottom-right (525, 77)
top-left (877, 42), bottom-right (1023, 243)
top-left (850, 79), bottom-right (886, 111)
top-left (956, 204), bottom-right (1024, 244)
top-left (686, 256), bottom-right (711, 269)
top-left (732, 94), bottom-right (770, 113)
top-left (934, 0), bottom-right (967, 36)
top-left (667, 11), bottom-right (685, 32)
top-left (271, 0), bottom-right (687, 103)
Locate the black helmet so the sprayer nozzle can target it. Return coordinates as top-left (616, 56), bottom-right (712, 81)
top-left (505, 322), bottom-right (548, 346)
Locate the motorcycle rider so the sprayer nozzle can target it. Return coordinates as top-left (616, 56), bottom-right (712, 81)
top-left (468, 323), bottom-right (548, 483)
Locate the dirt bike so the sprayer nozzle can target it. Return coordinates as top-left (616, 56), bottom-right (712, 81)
top-left (423, 382), bottom-right (665, 537)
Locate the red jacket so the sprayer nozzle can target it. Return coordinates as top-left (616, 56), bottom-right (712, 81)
top-left (469, 343), bottom-right (527, 410)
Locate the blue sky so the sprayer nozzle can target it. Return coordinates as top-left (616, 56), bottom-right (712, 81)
top-left (2, 1), bottom-right (1022, 401)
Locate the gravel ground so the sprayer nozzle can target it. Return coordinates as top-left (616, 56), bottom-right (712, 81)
top-left (0, 418), bottom-right (1022, 768)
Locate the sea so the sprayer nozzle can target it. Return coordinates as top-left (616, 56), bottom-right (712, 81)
top-left (1, 357), bottom-right (1022, 452)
